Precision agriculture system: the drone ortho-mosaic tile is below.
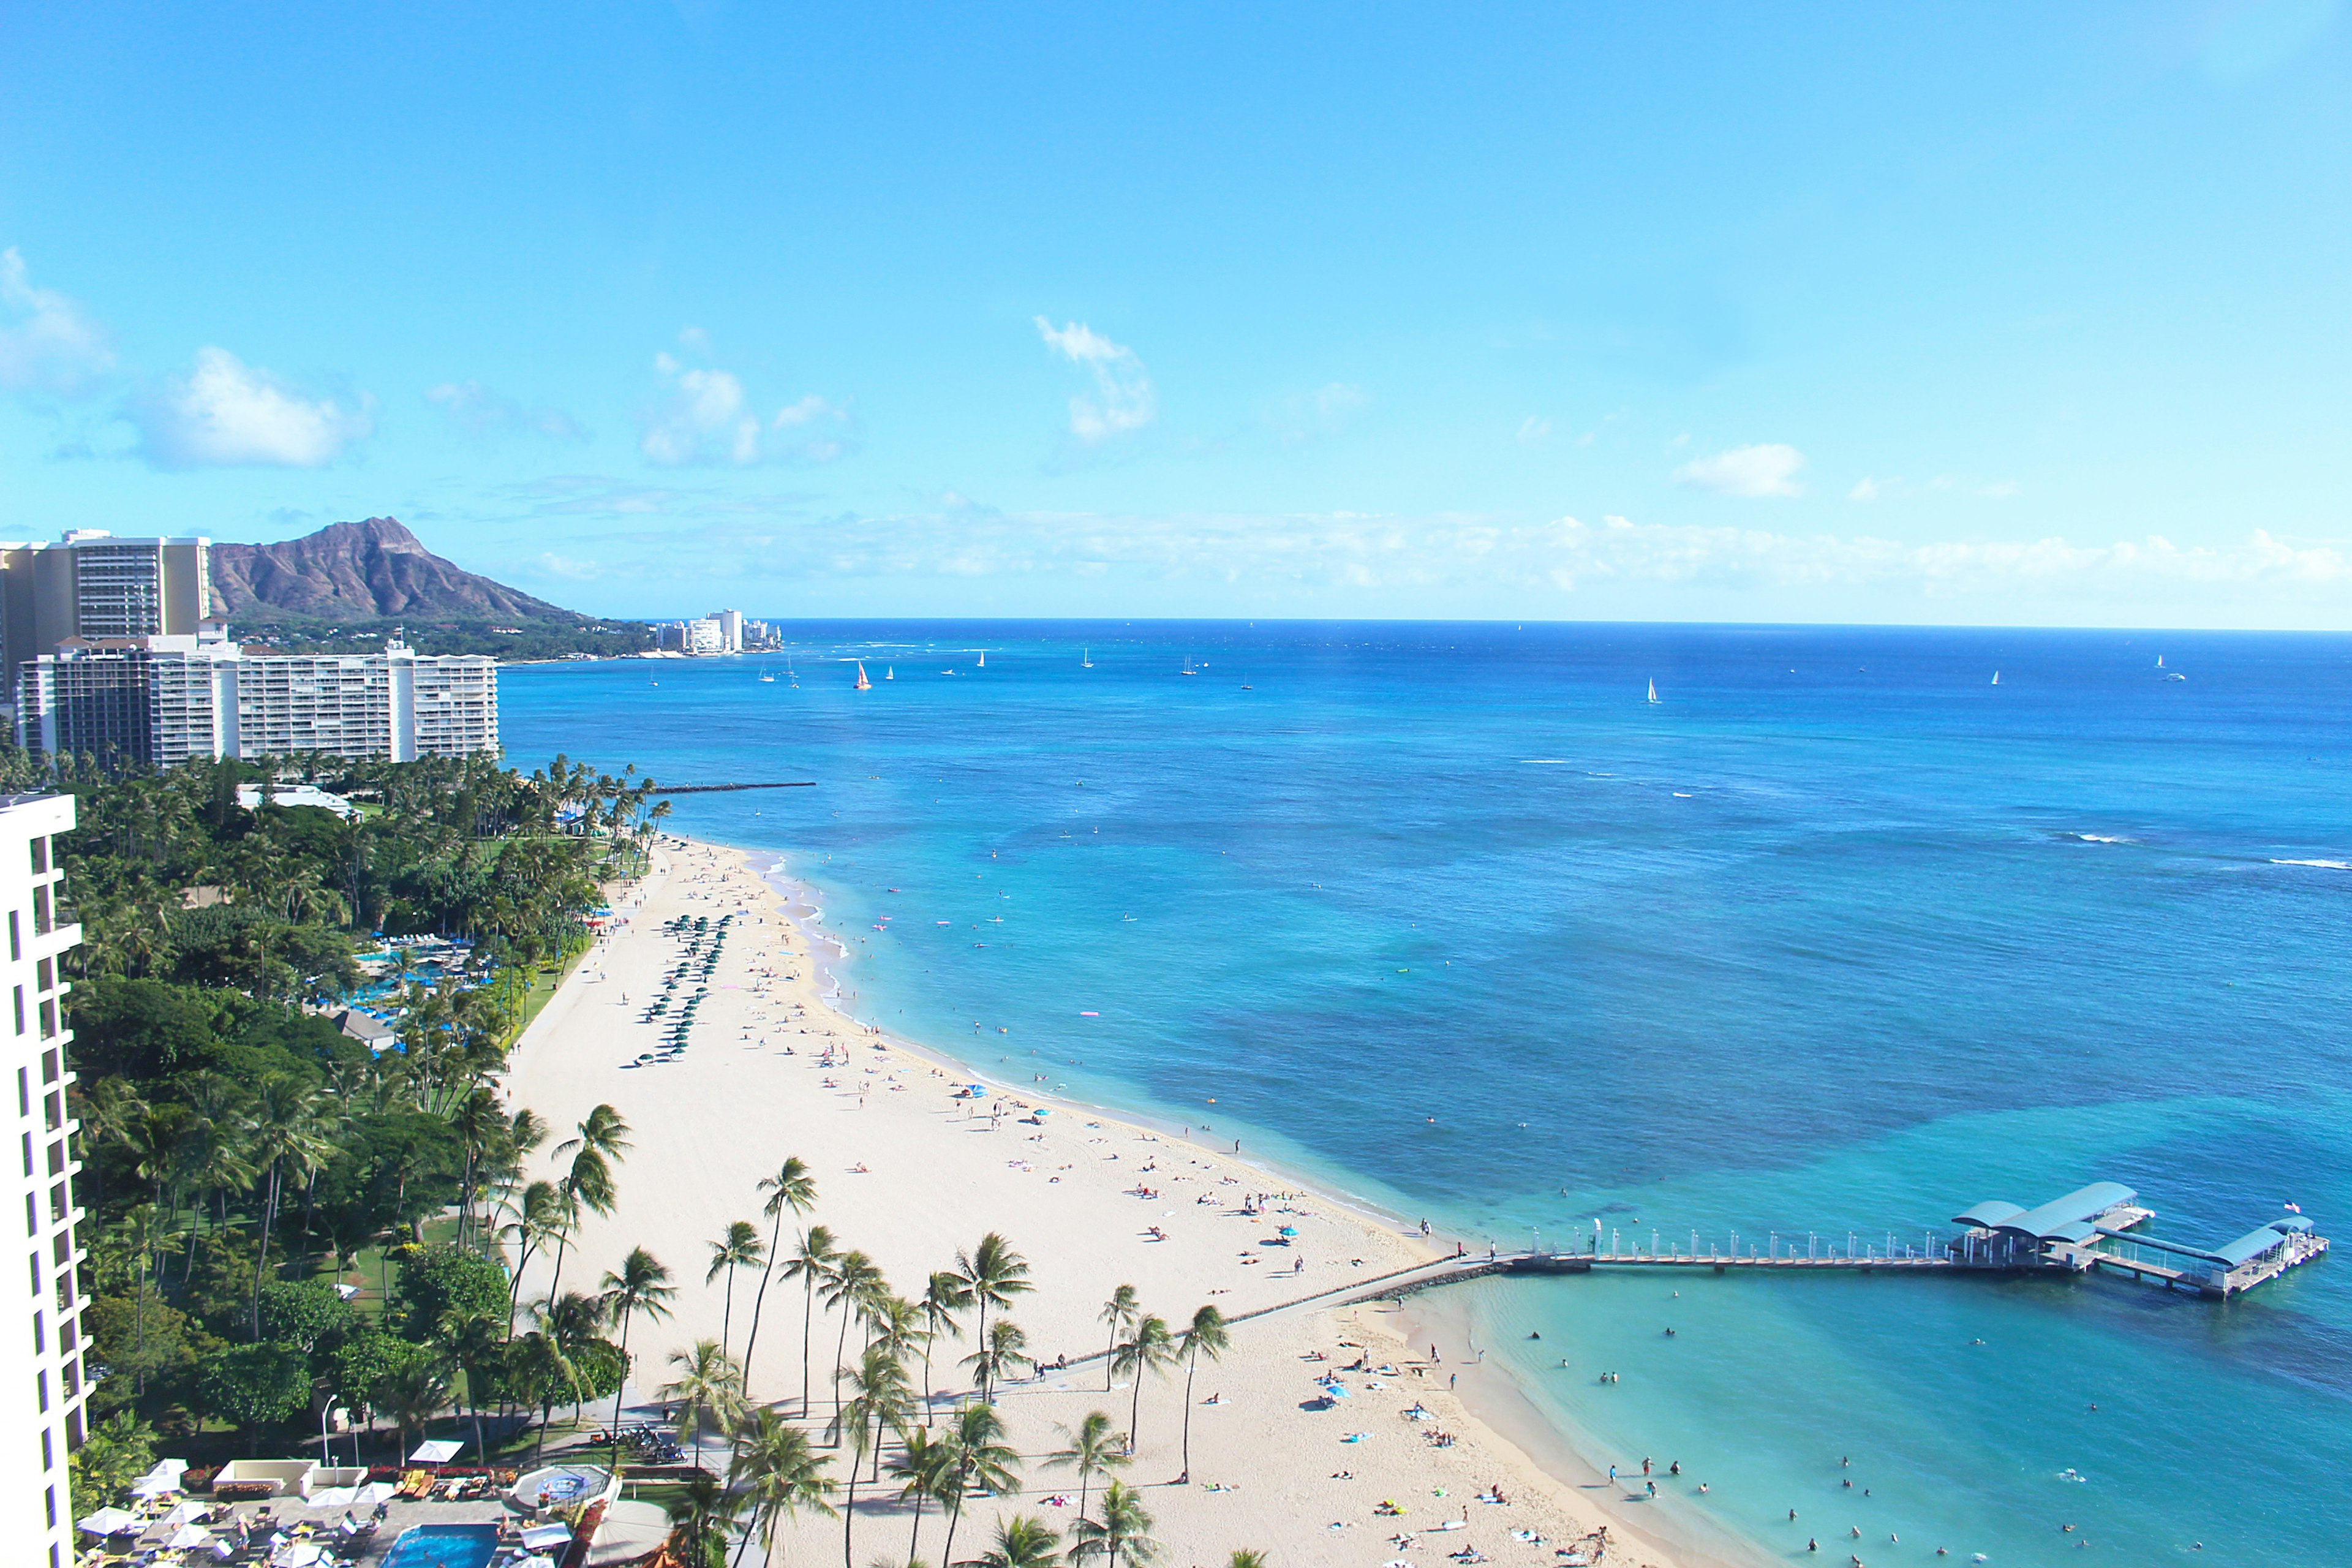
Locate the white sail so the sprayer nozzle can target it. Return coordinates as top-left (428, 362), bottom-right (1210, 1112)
top-left (1646, 679), bottom-right (1659, 704)
top-left (1991, 671), bottom-right (2000, 685)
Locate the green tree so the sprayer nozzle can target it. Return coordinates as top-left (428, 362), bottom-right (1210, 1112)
top-left (963, 1514), bottom-right (1062, 1568)
top-left (255, 1278), bottom-right (354, 1352)
top-left (660, 1338), bottom-right (745, 1450)
top-left (545, 1102), bottom-right (630, 1301)
top-left (821, 1250), bottom-right (887, 1430)
top-left (704, 1219), bottom-right (765, 1362)
top-left (953, 1233), bottom-right (1032, 1386)
top-left (1096, 1284), bottom-right (1138, 1393)
top-left (961, 1316), bottom-right (1031, 1404)
top-left (1175, 1305), bottom-right (1230, 1482)
top-left (390, 1242), bottom-right (511, 1338)
top-left (601, 1245), bottom-right (677, 1465)
top-left (888, 1424), bottom-right (957, 1565)
top-left (1066, 1480), bottom-right (1159, 1568)
top-left (919, 1270), bottom-right (973, 1426)
top-left (935, 1401), bottom-right (1021, 1568)
top-left (195, 1341), bottom-right (309, 1450)
top-left (1113, 1316), bottom-right (1175, 1459)
top-left (1046, 1412), bottom-right (1130, 1531)
top-left (780, 1222), bottom-right (841, 1419)
top-left (66, 1411), bottom-right (157, 1517)
top-left (741, 1155), bottom-right (816, 1399)
top-left (727, 1406), bottom-right (835, 1568)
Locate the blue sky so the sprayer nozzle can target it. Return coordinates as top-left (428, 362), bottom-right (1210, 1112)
top-left (3, 2), bottom-right (2348, 626)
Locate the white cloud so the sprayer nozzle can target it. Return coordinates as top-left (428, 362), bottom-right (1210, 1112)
top-left (1675, 442), bottom-right (1806, 498)
top-left (1849, 477), bottom-right (1882, 502)
top-left (1517, 415), bottom-right (1553, 444)
top-left (133, 347), bottom-right (371, 469)
top-left (0, 248), bottom-right (115, 398)
top-left (1034, 317), bottom-right (1156, 441)
top-left (428, 380), bottom-right (586, 441)
top-left (638, 352), bottom-right (849, 467)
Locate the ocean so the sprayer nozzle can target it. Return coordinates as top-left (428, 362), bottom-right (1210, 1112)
top-left (502, 621), bottom-right (2352, 1566)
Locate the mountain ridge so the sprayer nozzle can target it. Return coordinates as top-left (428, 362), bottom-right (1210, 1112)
top-left (208, 517), bottom-right (578, 624)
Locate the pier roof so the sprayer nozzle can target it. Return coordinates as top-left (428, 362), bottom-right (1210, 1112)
top-left (1999, 1182), bottom-right (2139, 1240)
top-left (2211, 1226), bottom-right (2293, 1268)
top-left (1951, 1200), bottom-right (2027, 1229)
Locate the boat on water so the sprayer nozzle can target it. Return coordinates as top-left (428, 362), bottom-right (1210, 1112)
top-left (855, 662), bottom-right (872, 691)
top-left (1082, 648), bottom-right (1093, 668)
top-left (1646, 679), bottom-right (1660, 704)
top-left (2157, 654), bottom-right (2165, 668)
top-left (885, 666), bottom-right (894, 680)
top-left (760, 674), bottom-right (775, 683)
top-left (1992, 671), bottom-right (2000, 685)
top-left (978, 650), bottom-right (986, 668)
top-left (1182, 656), bottom-right (1199, 676)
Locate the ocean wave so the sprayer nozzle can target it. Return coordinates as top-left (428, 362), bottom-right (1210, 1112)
top-left (1519, 758), bottom-right (1572, 764)
top-left (2070, 833), bottom-right (2134, 844)
top-left (2271, 858), bottom-right (2350, 870)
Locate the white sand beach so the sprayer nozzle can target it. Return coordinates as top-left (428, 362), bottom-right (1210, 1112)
top-left (503, 837), bottom-right (1726, 1568)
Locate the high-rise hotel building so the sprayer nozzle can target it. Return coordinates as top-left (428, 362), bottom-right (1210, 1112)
top-left (0, 793), bottom-right (83, 1567)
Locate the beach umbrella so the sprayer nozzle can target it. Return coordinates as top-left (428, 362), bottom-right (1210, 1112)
top-left (131, 1471), bottom-right (183, 1499)
top-left (77, 1507), bottom-right (139, 1536)
top-left (355, 1481), bottom-right (397, 1507)
top-left (160, 1501), bottom-right (210, 1528)
top-left (167, 1524), bottom-right (216, 1550)
top-left (305, 1485), bottom-right (359, 1509)
top-left (1278, 1226), bottom-right (1298, 1237)
top-left (276, 1544), bottom-right (326, 1567)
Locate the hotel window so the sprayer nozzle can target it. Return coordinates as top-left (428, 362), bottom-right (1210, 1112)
top-left (12, 986), bottom-right (21, 1035)
top-left (35, 957), bottom-right (50, 992)
top-left (24, 1193), bottom-right (34, 1237)
top-left (7, 909), bottom-right (16, 959)
top-left (15, 1066), bottom-right (24, 1117)
top-left (39, 998), bottom-right (54, 1038)
top-left (32, 885), bottom-right (50, 935)
top-left (29, 836), bottom-right (45, 874)
top-left (42, 1048), bottom-right (56, 1084)
top-left (45, 1139), bottom-right (62, 1176)
top-left (36, 1368), bottom-right (46, 1411)
top-left (20, 1131), bottom-right (30, 1177)
top-left (43, 1091), bottom-right (59, 1133)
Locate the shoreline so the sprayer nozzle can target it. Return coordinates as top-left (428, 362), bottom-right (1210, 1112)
top-left (505, 832), bottom-right (1751, 1568)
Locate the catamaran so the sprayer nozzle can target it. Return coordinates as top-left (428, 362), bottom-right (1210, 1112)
top-left (855, 662), bottom-right (872, 691)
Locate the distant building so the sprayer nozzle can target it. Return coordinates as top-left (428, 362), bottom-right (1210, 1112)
top-left (710, 609), bottom-right (744, 652)
top-left (15, 632), bottom-right (497, 766)
top-left (0, 532), bottom-right (211, 698)
top-left (684, 617), bottom-right (725, 655)
top-left (0, 791), bottom-right (85, 1568)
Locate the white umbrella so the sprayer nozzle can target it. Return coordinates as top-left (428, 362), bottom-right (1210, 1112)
top-left (76, 1507), bottom-right (139, 1536)
top-left (167, 1524), bottom-right (216, 1550)
top-left (274, 1544), bottom-right (325, 1567)
top-left (354, 1480), bottom-right (396, 1507)
top-left (304, 1485), bottom-right (358, 1510)
top-left (130, 1472), bottom-right (183, 1498)
top-left (160, 1501), bottom-right (211, 1528)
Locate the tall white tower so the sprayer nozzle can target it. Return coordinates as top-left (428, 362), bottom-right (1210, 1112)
top-left (0, 792), bottom-right (83, 1568)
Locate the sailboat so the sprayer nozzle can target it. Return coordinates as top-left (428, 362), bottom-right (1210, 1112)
top-left (759, 673), bottom-right (775, 683)
top-left (2156, 654), bottom-right (2165, 668)
top-left (1182, 656), bottom-right (1199, 676)
top-left (978, 650), bottom-right (986, 668)
top-left (855, 662), bottom-right (872, 691)
top-left (1646, 679), bottom-right (1660, 705)
top-left (884, 666), bottom-right (894, 680)
top-left (1082, 648), bottom-right (1093, 669)
top-left (1991, 671), bottom-right (2000, 685)
top-left (786, 653), bottom-right (799, 688)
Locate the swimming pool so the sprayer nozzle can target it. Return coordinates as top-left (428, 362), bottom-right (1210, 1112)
top-left (379, 1523), bottom-right (502, 1568)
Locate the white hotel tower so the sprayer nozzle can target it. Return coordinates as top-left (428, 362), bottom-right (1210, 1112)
top-left (0, 793), bottom-right (83, 1567)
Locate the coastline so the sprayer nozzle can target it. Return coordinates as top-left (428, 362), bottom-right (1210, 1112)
top-left (505, 832), bottom-right (1752, 1568)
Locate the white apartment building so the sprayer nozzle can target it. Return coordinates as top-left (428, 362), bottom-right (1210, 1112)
top-left (0, 793), bottom-right (84, 1568)
top-left (0, 532), bottom-right (211, 694)
top-left (17, 635), bottom-right (497, 766)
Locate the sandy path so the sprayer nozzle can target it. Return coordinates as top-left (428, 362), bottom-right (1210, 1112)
top-left (503, 838), bottom-right (1703, 1568)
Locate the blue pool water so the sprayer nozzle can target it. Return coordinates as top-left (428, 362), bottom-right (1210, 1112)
top-left (503, 622), bottom-right (2352, 1566)
top-left (379, 1522), bottom-right (501, 1568)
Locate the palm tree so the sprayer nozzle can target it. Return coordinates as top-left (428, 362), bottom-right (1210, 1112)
top-left (601, 1246), bottom-right (677, 1466)
top-left (500, 1178), bottom-right (565, 1332)
top-left (1224, 1553), bottom-right (1267, 1568)
top-left (507, 1327), bottom-right (579, 1464)
top-left (663, 1469), bottom-right (747, 1568)
top-left (954, 1234), bottom-right (1033, 1376)
top-left (706, 1220), bottom-right (766, 1362)
top-left (1046, 1412), bottom-right (1130, 1530)
top-left (380, 1351), bottom-right (453, 1457)
top-left (821, 1250), bottom-right (887, 1430)
top-left (1112, 1317), bottom-right (1175, 1457)
top-left (740, 1155), bottom-right (817, 1396)
top-left (935, 1401), bottom-right (1020, 1568)
top-left (727, 1406), bottom-right (835, 1568)
top-left (1174, 1305), bottom-right (1229, 1482)
top-left (660, 1339), bottom-right (746, 1457)
top-left (1065, 1480), bottom-right (1158, 1568)
top-left (963, 1515), bottom-right (1062, 1568)
top-left (961, 1317), bottom-right (1031, 1404)
top-left (919, 1271), bottom-right (973, 1425)
top-left (887, 1425), bottom-right (957, 1564)
top-left (546, 1102), bottom-right (631, 1300)
top-left (435, 1305), bottom-right (508, 1465)
top-left (779, 1223), bottom-right (841, 1419)
top-left (829, 1343), bottom-right (914, 1566)
top-left (1096, 1284), bottom-right (1139, 1393)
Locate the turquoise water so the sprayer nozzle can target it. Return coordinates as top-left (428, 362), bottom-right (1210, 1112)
top-left (379, 1523), bottom-right (501, 1568)
top-left (503, 623), bottom-right (2351, 1566)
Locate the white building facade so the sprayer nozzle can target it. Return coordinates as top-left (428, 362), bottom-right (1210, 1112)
top-left (17, 636), bottom-right (497, 766)
top-left (0, 793), bottom-right (84, 1568)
